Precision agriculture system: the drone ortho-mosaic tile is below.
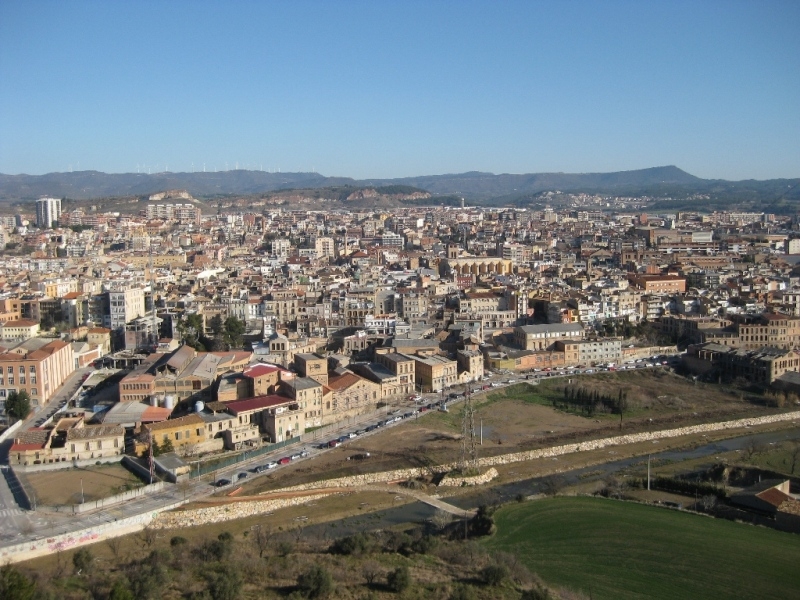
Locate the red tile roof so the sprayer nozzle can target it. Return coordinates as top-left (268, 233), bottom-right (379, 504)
top-left (756, 488), bottom-right (792, 508)
top-left (225, 395), bottom-right (295, 415)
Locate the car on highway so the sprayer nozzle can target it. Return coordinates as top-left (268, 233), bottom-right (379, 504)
top-left (215, 479), bottom-right (231, 487)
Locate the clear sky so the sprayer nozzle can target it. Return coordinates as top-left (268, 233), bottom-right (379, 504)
top-left (1, 0), bottom-right (798, 180)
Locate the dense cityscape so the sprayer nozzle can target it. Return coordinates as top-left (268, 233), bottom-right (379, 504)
top-left (2, 1), bottom-right (799, 598)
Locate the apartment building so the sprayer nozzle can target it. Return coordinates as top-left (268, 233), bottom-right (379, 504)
top-left (0, 338), bottom-right (74, 407)
top-left (36, 197), bottom-right (61, 229)
top-left (514, 323), bottom-right (585, 351)
top-left (413, 355), bottom-right (458, 392)
top-left (106, 287), bottom-right (146, 330)
top-left (0, 319), bottom-right (40, 341)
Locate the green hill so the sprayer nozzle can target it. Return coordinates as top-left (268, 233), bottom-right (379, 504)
top-left (483, 496), bottom-right (800, 600)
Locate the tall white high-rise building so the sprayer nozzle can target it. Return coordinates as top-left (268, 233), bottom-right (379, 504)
top-left (36, 197), bottom-right (62, 229)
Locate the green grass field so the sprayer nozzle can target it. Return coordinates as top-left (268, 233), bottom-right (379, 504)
top-left (483, 497), bottom-right (800, 600)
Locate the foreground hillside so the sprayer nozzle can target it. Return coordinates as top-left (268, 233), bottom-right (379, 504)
top-left (484, 497), bottom-right (800, 600)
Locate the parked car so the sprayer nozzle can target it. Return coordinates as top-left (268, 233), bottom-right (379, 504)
top-left (300, 449), bottom-right (310, 457)
top-left (215, 479), bottom-right (231, 487)
top-left (278, 457), bottom-right (292, 465)
top-left (237, 472), bottom-right (248, 480)
top-left (290, 453), bottom-right (301, 460)
top-left (265, 461), bottom-right (278, 469)
top-left (328, 440), bottom-right (340, 448)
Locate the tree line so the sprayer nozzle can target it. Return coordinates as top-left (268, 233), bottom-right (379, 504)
top-left (557, 386), bottom-right (628, 417)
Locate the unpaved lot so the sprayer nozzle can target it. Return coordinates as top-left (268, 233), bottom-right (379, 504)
top-left (23, 463), bottom-right (143, 506)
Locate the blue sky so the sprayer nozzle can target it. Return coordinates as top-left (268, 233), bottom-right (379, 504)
top-left (1, 0), bottom-right (798, 180)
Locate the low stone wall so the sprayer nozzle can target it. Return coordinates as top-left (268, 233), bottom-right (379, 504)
top-left (151, 492), bottom-right (335, 529)
top-left (15, 456), bottom-right (124, 473)
top-left (438, 467), bottom-right (499, 487)
top-left (260, 466), bottom-right (434, 495)
top-left (473, 410), bottom-right (800, 469)
top-left (265, 411), bottom-right (800, 494)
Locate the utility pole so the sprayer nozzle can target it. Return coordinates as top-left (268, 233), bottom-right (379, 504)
top-left (80, 478), bottom-right (85, 504)
top-left (647, 454), bottom-right (651, 491)
top-left (460, 385), bottom-right (477, 473)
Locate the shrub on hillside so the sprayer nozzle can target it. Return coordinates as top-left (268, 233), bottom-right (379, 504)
top-left (296, 564), bottom-right (333, 599)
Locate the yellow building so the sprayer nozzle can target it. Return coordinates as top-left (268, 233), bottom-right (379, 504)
top-left (413, 355), bottom-right (458, 392)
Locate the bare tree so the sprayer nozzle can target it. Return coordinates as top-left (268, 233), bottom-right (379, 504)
top-left (252, 525), bottom-right (271, 558)
top-left (139, 525), bottom-right (158, 549)
top-left (362, 560), bottom-right (382, 585)
top-left (431, 509), bottom-right (453, 531)
top-left (541, 474), bottom-right (564, 497)
top-left (791, 443), bottom-right (800, 475)
top-left (177, 479), bottom-right (193, 502)
top-left (743, 440), bottom-right (767, 461)
top-left (700, 495), bottom-right (717, 513)
top-left (106, 535), bottom-right (123, 560)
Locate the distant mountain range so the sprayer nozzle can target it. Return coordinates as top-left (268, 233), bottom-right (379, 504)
top-left (0, 166), bottom-right (798, 212)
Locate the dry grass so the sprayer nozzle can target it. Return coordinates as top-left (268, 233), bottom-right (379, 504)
top-left (23, 463), bottom-right (142, 506)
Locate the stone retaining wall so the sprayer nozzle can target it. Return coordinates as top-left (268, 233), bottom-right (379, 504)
top-left (266, 411), bottom-right (800, 494)
top-left (151, 492), bottom-right (335, 529)
top-left (438, 467), bottom-right (499, 487)
top-left (473, 411), bottom-right (800, 468)
top-left (259, 466), bottom-right (435, 494)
